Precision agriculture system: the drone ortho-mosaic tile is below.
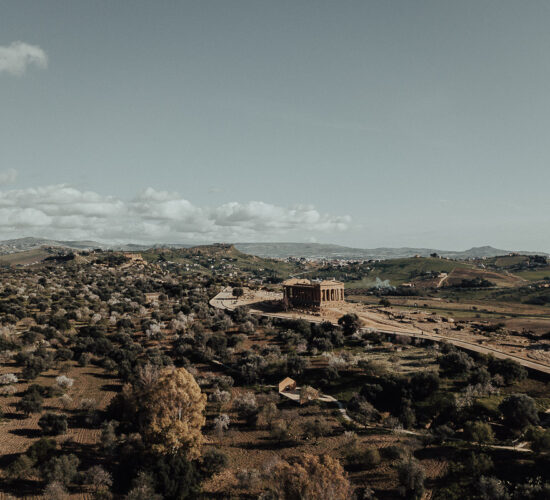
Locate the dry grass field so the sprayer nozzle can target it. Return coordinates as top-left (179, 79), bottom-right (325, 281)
top-left (0, 359), bottom-right (120, 499)
top-left (443, 267), bottom-right (526, 288)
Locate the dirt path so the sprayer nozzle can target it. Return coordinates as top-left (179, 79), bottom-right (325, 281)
top-left (210, 288), bottom-right (550, 376)
top-left (436, 272), bottom-right (449, 288)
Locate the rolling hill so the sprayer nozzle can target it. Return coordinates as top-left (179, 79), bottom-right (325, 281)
top-left (0, 237), bottom-right (546, 261)
top-left (233, 242), bottom-right (546, 260)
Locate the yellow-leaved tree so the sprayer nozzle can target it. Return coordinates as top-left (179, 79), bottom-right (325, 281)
top-left (271, 453), bottom-right (351, 500)
top-left (140, 367), bottom-right (206, 458)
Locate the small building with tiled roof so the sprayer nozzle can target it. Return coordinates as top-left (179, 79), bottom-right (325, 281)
top-left (278, 377), bottom-right (297, 393)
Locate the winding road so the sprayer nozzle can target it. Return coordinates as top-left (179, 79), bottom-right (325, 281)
top-left (210, 288), bottom-right (550, 377)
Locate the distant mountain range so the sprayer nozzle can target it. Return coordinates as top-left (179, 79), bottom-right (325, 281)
top-left (0, 237), bottom-right (546, 260)
top-left (233, 242), bottom-right (548, 260)
top-left (0, 237), bottom-right (189, 254)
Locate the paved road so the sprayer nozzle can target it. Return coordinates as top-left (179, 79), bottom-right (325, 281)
top-left (210, 288), bottom-right (550, 376)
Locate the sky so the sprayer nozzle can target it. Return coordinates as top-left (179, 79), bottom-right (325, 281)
top-left (1, 1), bottom-right (550, 251)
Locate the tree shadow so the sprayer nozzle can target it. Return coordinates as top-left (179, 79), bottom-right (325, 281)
top-left (0, 452), bottom-right (20, 468)
top-left (101, 383), bottom-right (122, 392)
top-left (0, 478), bottom-right (44, 498)
top-left (9, 428), bottom-right (42, 439)
top-left (238, 438), bottom-right (299, 450)
top-left (85, 371), bottom-right (118, 380)
top-left (61, 440), bottom-right (102, 470)
top-left (3, 411), bottom-right (26, 420)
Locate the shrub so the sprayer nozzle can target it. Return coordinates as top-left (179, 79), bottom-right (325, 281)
top-left (43, 481), bottom-right (69, 500)
top-left (464, 452), bottom-right (493, 478)
top-left (200, 448), bottom-right (228, 478)
top-left (38, 413), bottom-right (68, 436)
top-left (59, 394), bottom-right (73, 409)
top-left (270, 453), bottom-right (352, 500)
top-left (233, 392), bottom-right (258, 421)
top-left (438, 351), bottom-right (475, 377)
top-left (79, 398), bottom-right (99, 426)
top-left (409, 371), bottom-right (440, 400)
top-left (476, 476), bottom-right (509, 500)
top-left (362, 447), bottom-right (381, 468)
top-left (346, 447), bottom-right (380, 469)
top-left (27, 384), bottom-right (62, 398)
top-left (381, 445), bottom-right (407, 461)
top-left (499, 394), bottom-right (539, 430)
top-left (464, 421), bottom-right (494, 444)
top-left (55, 375), bottom-right (74, 390)
top-left (488, 358), bottom-right (527, 385)
top-left (125, 471), bottom-right (162, 500)
top-left (0, 373), bottom-right (18, 385)
top-left (83, 465), bottom-right (113, 495)
top-left (338, 313), bottom-right (361, 335)
top-left (397, 457), bottom-right (425, 499)
top-left (26, 437), bottom-right (57, 462)
top-left (148, 452), bottom-right (201, 500)
top-left (302, 419), bottom-right (330, 441)
top-left (78, 352), bottom-right (92, 366)
top-left (528, 427), bottom-right (550, 454)
top-left (235, 468), bottom-right (261, 489)
top-left (41, 454), bottom-right (80, 486)
top-left (16, 391), bottom-right (43, 416)
top-left (0, 384), bottom-right (17, 396)
top-left (7, 454), bottom-right (35, 480)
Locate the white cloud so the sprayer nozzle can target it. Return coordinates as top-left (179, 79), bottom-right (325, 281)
top-left (0, 42), bottom-right (48, 76)
top-left (0, 169), bottom-right (17, 185)
top-left (0, 184), bottom-right (351, 243)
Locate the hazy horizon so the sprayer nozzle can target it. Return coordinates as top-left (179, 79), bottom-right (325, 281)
top-left (2, 1), bottom-right (550, 251)
top-left (2, 235), bottom-right (548, 255)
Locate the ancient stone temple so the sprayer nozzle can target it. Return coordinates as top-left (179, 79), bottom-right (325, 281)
top-left (282, 278), bottom-right (345, 309)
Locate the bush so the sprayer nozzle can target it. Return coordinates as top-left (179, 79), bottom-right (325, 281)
top-left (397, 457), bottom-right (425, 499)
top-left (527, 427), bottom-right (550, 454)
top-left (464, 452), bottom-right (493, 478)
top-left (55, 375), bottom-right (74, 390)
top-left (78, 352), bottom-right (92, 366)
top-left (41, 454), bottom-right (80, 486)
top-left (409, 371), bottom-right (439, 400)
top-left (381, 445), bottom-right (407, 461)
top-left (7, 454), bottom-right (35, 480)
top-left (200, 448), bottom-right (228, 478)
top-left (499, 394), bottom-right (539, 430)
top-left (0, 384), bottom-right (16, 396)
top-left (125, 472), bottom-right (162, 500)
top-left (27, 437), bottom-right (57, 462)
top-left (26, 384), bottom-right (62, 398)
top-left (0, 373), bottom-right (18, 385)
top-left (235, 468), bottom-right (261, 489)
top-left (270, 453), bottom-right (352, 500)
top-left (148, 452), bottom-right (200, 500)
top-left (43, 481), bottom-right (69, 500)
top-left (83, 465), bottom-right (113, 496)
top-left (38, 413), bottom-right (68, 436)
top-left (16, 391), bottom-right (43, 416)
top-left (346, 447), bottom-right (381, 469)
top-left (476, 476), bottom-right (509, 500)
top-left (438, 351), bottom-right (475, 378)
top-left (338, 313), bottom-right (361, 335)
top-left (464, 421), bottom-right (494, 444)
top-left (488, 358), bottom-right (527, 385)
top-left (302, 419), bottom-right (330, 441)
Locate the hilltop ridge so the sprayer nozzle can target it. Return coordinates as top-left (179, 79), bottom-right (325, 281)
top-left (0, 237), bottom-right (546, 260)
